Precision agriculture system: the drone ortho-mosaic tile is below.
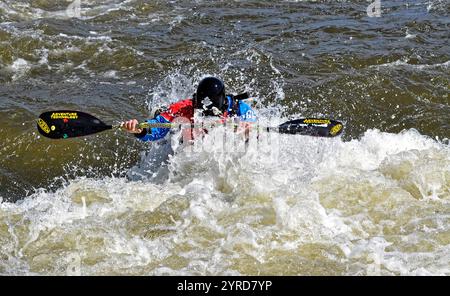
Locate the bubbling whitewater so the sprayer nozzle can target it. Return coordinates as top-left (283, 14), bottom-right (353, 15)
top-left (1, 128), bottom-right (448, 275)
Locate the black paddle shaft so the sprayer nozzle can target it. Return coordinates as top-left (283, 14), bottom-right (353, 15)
top-left (37, 110), bottom-right (112, 139)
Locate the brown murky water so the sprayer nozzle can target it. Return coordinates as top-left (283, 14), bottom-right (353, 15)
top-left (0, 0), bottom-right (449, 275)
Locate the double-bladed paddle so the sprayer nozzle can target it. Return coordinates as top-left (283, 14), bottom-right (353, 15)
top-left (36, 110), bottom-right (344, 139)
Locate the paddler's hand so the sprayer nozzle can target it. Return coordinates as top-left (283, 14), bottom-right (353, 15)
top-left (121, 119), bottom-right (143, 134)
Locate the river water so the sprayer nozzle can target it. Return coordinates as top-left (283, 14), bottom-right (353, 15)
top-left (0, 0), bottom-right (449, 275)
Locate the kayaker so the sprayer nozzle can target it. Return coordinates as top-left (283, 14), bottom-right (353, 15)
top-left (122, 76), bottom-right (257, 141)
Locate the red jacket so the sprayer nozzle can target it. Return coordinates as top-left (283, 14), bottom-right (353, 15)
top-left (136, 97), bottom-right (256, 142)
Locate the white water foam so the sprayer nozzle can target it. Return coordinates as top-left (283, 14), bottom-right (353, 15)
top-left (370, 59), bottom-right (450, 70)
top-left (1, 126), bottom-right (448, 275)
top-left (9, 58), bottom-right (31, 81)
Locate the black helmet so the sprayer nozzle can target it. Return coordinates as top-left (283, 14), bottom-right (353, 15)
top-left (194, 77), bottom-right (226, 113)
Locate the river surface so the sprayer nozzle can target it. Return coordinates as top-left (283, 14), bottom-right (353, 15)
top-left (0, 0), bottom-right (449, 275)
